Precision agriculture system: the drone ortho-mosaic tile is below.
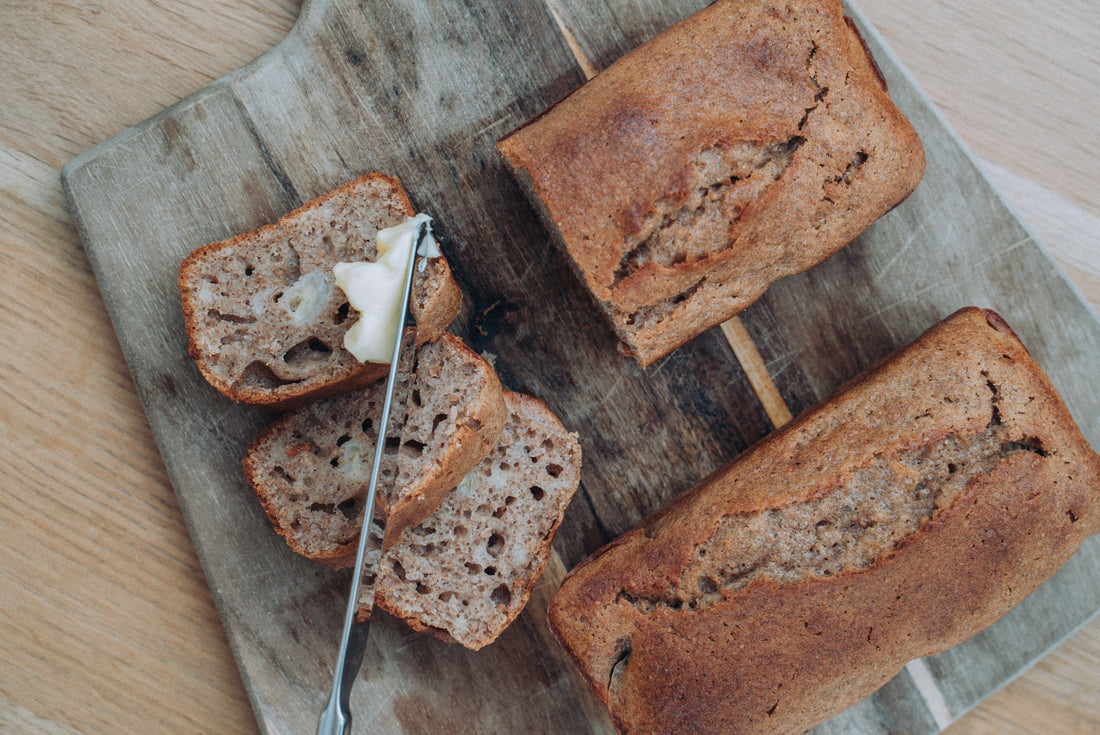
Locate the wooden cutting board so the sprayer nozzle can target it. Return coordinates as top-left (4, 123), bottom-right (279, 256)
top-left (60, 0), bottom-right (1100, 733)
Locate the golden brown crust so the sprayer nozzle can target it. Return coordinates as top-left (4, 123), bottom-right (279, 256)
top-left (548, 307), bottom-right (1100, 734)
top-left (179, 172), bottom-right (461, 410)
top-left (497, 0), bottom-right (925, 365)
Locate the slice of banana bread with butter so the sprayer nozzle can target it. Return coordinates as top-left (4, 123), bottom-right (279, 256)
top-left (180, 173), bottom-right (461, 410)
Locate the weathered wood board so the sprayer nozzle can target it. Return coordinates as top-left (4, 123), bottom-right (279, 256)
top-left (60, 0), bottom-right (1100, 733)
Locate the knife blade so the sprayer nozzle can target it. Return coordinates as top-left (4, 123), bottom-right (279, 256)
top-left (317, 221), bottom-right (429, 735)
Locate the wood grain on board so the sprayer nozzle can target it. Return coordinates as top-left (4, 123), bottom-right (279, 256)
top-left (15, 0), bottom-right (1095, 733)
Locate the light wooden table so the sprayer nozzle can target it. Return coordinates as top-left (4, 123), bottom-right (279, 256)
top-left (1, 1), bottom-right (1096, 733)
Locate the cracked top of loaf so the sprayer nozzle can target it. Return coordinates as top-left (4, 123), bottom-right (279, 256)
top-left (547, 307), bottom-right (1100, 734)
top-left (179, 173), bottom-right (462, 410)
top-left (497, 0), bottom-right (925, 365)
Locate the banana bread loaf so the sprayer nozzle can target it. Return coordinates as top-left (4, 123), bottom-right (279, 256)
top-left (243, 333), bottom-right (507, 562)
top-left (547, 307), bottom-right (1100, 734)
top-left (497, 0), bottom-right (925, 365)
top-left (180, 173), bottom-right (461, 410)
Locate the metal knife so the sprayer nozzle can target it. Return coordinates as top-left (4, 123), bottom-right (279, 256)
top-left (317, 222), bottom-right (429, 735)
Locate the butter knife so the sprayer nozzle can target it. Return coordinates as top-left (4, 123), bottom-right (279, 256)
top-left (317, 222), bottom-right (428, 735)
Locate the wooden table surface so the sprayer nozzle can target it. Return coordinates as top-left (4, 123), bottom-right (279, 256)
top-left (2, 1), bottom-right (1096, 733)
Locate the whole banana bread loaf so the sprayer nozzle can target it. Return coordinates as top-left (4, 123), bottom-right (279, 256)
top-left (497, 0), bottom-right (925, 365)
top-left (547, 307), bottom-right (1100, 734)
top-left (180, 173), bottom-right (461, 410)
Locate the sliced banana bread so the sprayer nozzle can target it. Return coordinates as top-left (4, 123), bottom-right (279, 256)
top-left (243, 333), bottom-right (507, 563)
top-left (372, 391), bottom-right (582, 649)
top-left (180, 173), bottom-right (461, 410)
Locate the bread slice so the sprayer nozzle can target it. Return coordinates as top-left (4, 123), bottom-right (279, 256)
top-left (372, 391), bottom-right (582, 649)
top-left (180, 173), bottom-right (462, 410)
top-left (497, 0), bottom-right (925, 365)
top-left (547, 308), bottom-right (1100, 734)
top-left (243, 333), bottom-right (507, 563)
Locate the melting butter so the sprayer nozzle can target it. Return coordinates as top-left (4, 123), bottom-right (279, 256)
top-left (333, 214), bottom-right (442, 363)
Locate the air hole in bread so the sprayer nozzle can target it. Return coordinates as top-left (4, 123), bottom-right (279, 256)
top-left (464, 417), bottom-right (483, 431)
top-left (505, 496), bottom-right (516, 506)
top-left (411, 389), bottom-right (422, 407)
top-left (361, 417), bottom-right (373, 434)
top-left (546, 463), bottom-right (564, 478)
top-left (207, 309), bottom-right (256, 325)
top-left (337, 497), bottom-right (358, 519)
top-left (334, 302), bottom-right (350, 324)
top-left (454, 525), bottom-right (468, 536)
top-left (486, 533), bottom-right (505, 557)
top-left (244, 265), bottom-right (254, 276)
top-left (400, 439), bottom-right (426, 458)
top-left (438, 591), bottom-right (454, 603)
top-left (492, 506), bottom-right (507, 519)
top-left (530, 486), bottom-right (545, 501)
top-left (699, 576), bottom-right (718, 594)
top-left (484, 566), bottom-right (497, 576)
top-left (415, 582), bottom-right (430, 595)
top-left (383, 436), bottom-right (401, 455)
top-left (391, 559), bottom-right (407, 581)
top-left (283, 337), bottom-right (332, 364)
top-left (431, 413), bottom-right (449, 433)
top-left (271, 466), bottom-right (294, 483)
top-left (241, 360), bottom-right (297, 389)
top-left (336, 434), bottom-right (351, 447)
top-left (490, 584), bottom-right (511, 607)
top-left (465, 562), bottom-right (481, 575)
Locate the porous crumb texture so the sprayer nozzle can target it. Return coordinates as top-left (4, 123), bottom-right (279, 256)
top-left (373, 391), bottom-right (581, 649)
top-left (179, 172), bottom-right (461, 409)
top-left (497, 0), bottom-right (925, 365)
top-left (243, 333), bottom-right (507, 566)
top-left (548, 308), bottom-right (1100, 735)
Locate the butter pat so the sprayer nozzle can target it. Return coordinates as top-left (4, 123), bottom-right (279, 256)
top-left (333, 214), bottom-right (442, 363)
